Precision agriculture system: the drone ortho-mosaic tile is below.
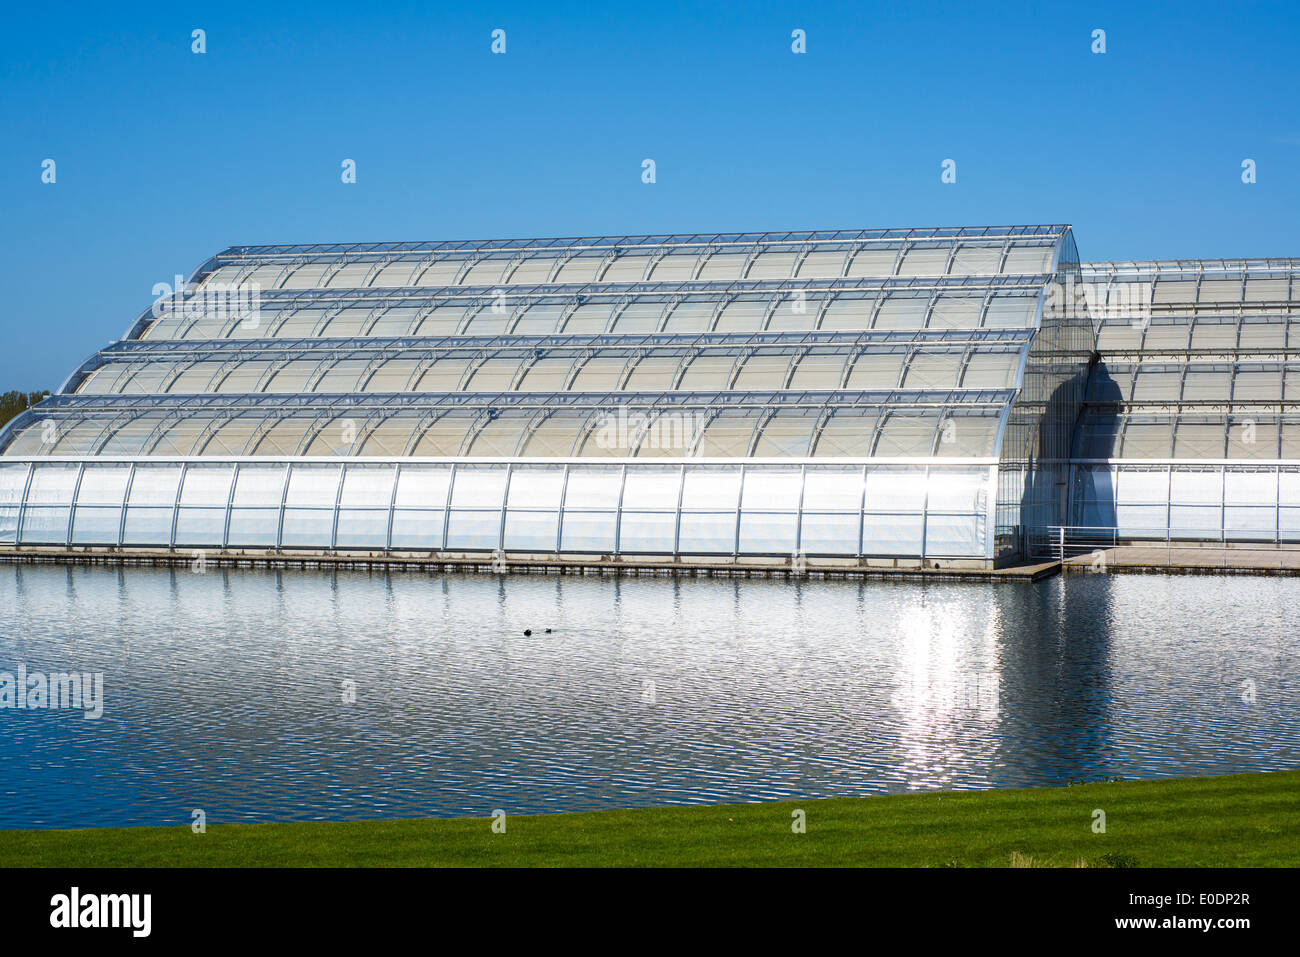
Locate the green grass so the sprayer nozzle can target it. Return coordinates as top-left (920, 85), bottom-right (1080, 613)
top-left (3, 770), bottom-right (1297, 867)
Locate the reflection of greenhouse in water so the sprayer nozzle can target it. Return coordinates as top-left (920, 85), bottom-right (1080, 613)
top-left (1, 226), bottom-right (1296, 569)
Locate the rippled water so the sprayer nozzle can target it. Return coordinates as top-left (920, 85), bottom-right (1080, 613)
top-left (0, 564), bottom-right (1296, 829)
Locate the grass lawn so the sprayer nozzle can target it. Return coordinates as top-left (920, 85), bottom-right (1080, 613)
top-left (2, 770), bottom-right (1296, 867)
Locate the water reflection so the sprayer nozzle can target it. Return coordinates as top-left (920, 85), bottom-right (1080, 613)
top-left (0, 564), bottom-right (1294, 829)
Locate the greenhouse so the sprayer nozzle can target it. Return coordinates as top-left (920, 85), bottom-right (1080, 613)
top-left (1072, 258), bottom-right (1300, 542)
top-left (0, 226), bottom-right (1095, 568)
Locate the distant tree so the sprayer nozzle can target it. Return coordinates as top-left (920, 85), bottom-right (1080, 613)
top-left (0, 390), bottom-right (50, 430)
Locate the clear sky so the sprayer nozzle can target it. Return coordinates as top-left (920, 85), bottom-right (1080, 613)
top-left (2, 0), bottom-right (1297, 389)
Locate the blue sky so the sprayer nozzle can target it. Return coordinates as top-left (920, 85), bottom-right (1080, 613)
top-left (2, 0), bottom-right (1297, 388)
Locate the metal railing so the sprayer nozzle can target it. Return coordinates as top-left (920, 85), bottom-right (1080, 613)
top-left (1028, 525), bottom-right (1300, 562)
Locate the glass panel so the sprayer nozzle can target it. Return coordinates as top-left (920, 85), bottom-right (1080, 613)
top-left (559, 510), bottom-right (616, 552)
top-left (874, 297), bottom-right (928, 329)
top-left (681, 469), bottom-right (742, 509)
top-left (924, 514), bottom-right (982, 556)
top-left (802, 468), bottom-right (864, 510)
top-left (621, 469), bottom-right (681, 510)
top-left (694, 414), bottom-right (756, 456)
top-left (874, 415), bottom-right (937, 456)
top-left (799, 513), bottom-right (859, 554)
top-left (862, 513), bottom-right (924, 554)
top-left (506, 467), bottom-right (565, 508)
top-left (677, 513), bottom-right (735, 553)
top-left (812, 413), bottom-right (877, 457)
top-left (451, 466), bottom-right (509, 508)
top-left (845, 354), bottom-right (904, 390)
top-left (740, 470), bottom-right (802, 510)
top-left (739, 510), bottom-right (799, 552)
top-left (865, 469), bottom-right (927, 509)
top-left (617, 511), bottom-right (676, 552)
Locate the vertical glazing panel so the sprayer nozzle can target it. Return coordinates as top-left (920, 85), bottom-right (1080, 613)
top-left (678, 512), bottom-right (737, 553)
top-left (71, 466), bottom-right (131, 544)
top-left (861, 513), bottom-right (924, 555)
top-left (281, 465), bottom-right (343, 547)
top-left (0, 463), bottom-right (29, 543)
top-left (122, 465), bottom-right (183, 545)
top-left (799, 512), bottom-right (859, 555)
top-left (737, 512), bottom-right (797, 554)
top-left (19, 465), bottom-right (79, 544)
top-left (923, 514), bottom-right (983, 557)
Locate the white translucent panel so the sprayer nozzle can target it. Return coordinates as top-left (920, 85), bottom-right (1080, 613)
top-left (577, 413), bottom-right (635, 456)
top-left (1168, 505), bottom-right (1218, 538)
top-left (512, 304), bottom-right (564, 335)
top-left (621, 469), bottom-right (681, 509)
top-left (1227, 419), bottom-right (1277, 457)
top-left (363, 306), bottom-right (417, 337)
top-left (948, 245), bottom-right (1004, 275)
top-left (323, 262), bottom-right (375, 288)
top-left (618, 512), bottom-right (676, 552)
top-left (799, 513), bottom-right (859, 554)
top-left (69, 467), bottom-right (128, 511)
top-left (874, 415), bottom-right (937, 456)
top-left (210, 361), bottom-right (270, 394)
top-left (845, 248), bottom-right (898, 277)
top-left (697, 252), bottom-right (748, 280)
top-left (1121, 424), bottom-right (1173, 457)
top-left (230, 465), bottom-right (288, 507)
top-left (94, 416), bottom-right (161, 455)
top-left (412, 259), bottom-right (468, 286)
top-left (337, 466), bottom-right (396, 508)
top-left (359, 418), bottom-right (416, 455)
top-left (662, 301), bottom-right (716, 333)
top-left (264, 360), bottom-right (320, 392)
top-left (961, 353), bottom-right (1019, 389)
top-left (1238, 321), bottom-right (1285, 349)
top-left (681, 469), bottom-right (742, 509)
top-left (732, 356), bottom-right (790, 390)
top-left (506, 467), bottom-right (565, 508)
top-left (19, 505), bottom-right (70, 543)
top-left (1182, 371), bottom-right (1232, 401)
top-left (634, 412), bottom-right (698, 457)
top-left (745, 251), bottom-right (797, 279)
top-left (460, 309), bottom-right (509, 336)
top-left (865, 469), bottom-right (927, 509)
top-left (1280, 470), bottom-right (1300, 507)
top-left (928, 298), bottom-right (982, 328)
top-left (466, 417), bottom-right (530, 456)
top-left (173, 506), bottom-right (225, 545)
top-left (1143, 324), bottom-right (1190, 350)
top-left (552, 256), bottom-right (602, 284)
top-left (0, 465), bottom-right (28, 542)
top-left (903, 354), bottom-right (963, 390)
top-left (335, 508), bottom-right (390, 548)
top-left (557, 468), bottom-right (622, 512)
top-left (0, 421), bottom-right (57, 456)
top-left (1130, 371), bottom-right (1182, 401)
top-left (363, 359), bottom-right (421, 392)
top-left (268, 308), bottom-right (327, 338)
top-left (121, 467), bottom-right (180, 507)
top-left (752, 414), bottom-right (815, 457)
top-left (1170, 468), bottom-right (1222, 505)
top-left (48, 421), bottom-right (107, 454)
top-left (795, 249), bottom-right (847, 278)
top-left (227, 508), bottom-right (279, 546)
top-left (449, 466), bottom-right (509, 508)
top-left (305, 416), bottom-right (364, 456)
top-left (417, 358), bottom-right (474, 391)
top-left (520, 419), bottom-right (584, 456)
top-left (179, 466), bottom-right (234, 506)
top-left (695, 414), bottom-right (756, 456)
top-left (1224, 506), bottom-right (1274, 535)
top-left (560, 303), bottom-right (616, 334)
top-left (622, 356), bottom-right (679, 390)
top-left (714, 301), bottom-right (768, 332)
top-left (983, 298), bottom-right (1037, 328)
top-left (647, 252), bottom-right (700, 281)
top-left (1000, 245), bottom-right (1053, 274)
top-left (1244, 278), bottom-right (1290, 302)
top-left (924, 514), bottom-right (982, 556)
top-left (1095, 324), bottom-right (1143, 351)
top-left (570, 357), bottom-right (629, 391)
top-left (677, 513), bottom-right (735, 552)
top-left (26, 465), bottom-right (79, 505)
top-left (1173, 423), bottom-right (1226, 458)
top-left (460, 258), bottom-right (509, 286)
top-left (738, 512), bottom-right (797, 553)
top-left (600, 255), bottom-right (653, 282)
top-left (516, 358), bottom-right (573, 392)
top-left (1116, 469), bottom-right (1169, 504)
top-left (412, 305), bottom-right (470, 336)
top-left (394, 467), bottom-right (452, 508)
top-left (166, 362), bottom-right (222, 393)
top-left (279, 263), bottom-right (331, 288)
top-left (678, 356), bottom-right (736, 391)
top-left (559, 511), bottom-right (616, 552)
top-left (71, 504), bottom-right (123, 544)
top-left (741, 470), bottom-right (802, 509)
top-left (445, 511), bottom-right (501, 549)
top-left (813, 413), bottom-right (877, 457)
top-left (897, 247), bottom-right (950, 276)
top-left (283, 467), bottom-right (341, 507)
top-left (609, 302), bottom-right (665, 333)
top-left (311, 359), bottom-right (368, 393)
top-left (503, 511), bottom-right (559, 550)
top-left (1225, 470), bottom-right (1276, 506)
top-left (390, 509), bottom-right (444, 549)
top-left (766, 296), bottom-right (820, 331)
top-left (802, 469), bottom-right (864, 510)
top-left (789, 353), bottom-right (848, 390)
top-left (371, 261), bottom-right (420, 287)
top-left (319, 307), bottom-right (375, 337)
top-left (253, 419), bottom-right (317, 457)
top-left (819, 298), bottom-right (875, 331)
top-left (1189, 322), bottom-right (1237, 350)
top-left (76, 366), bottom-right (127, 394)
top-left (280, 507), bottom-right (335, 547)
top-left (861, 513), bottom-right (924, 554)
top-left (200, 265), bottom-right (246, 288)
top-left (939, 416), bottom-right (999, 456)
top-left (1115, 504), bottom-right (1167, 534)
top-left (138, 418), bottom-right (199, 455)
top-left (1151, 280), bottom-right (1198, 304)
top-left (874, 298), bottom-right (927, 330)
top-left (507, 256), bottom-right (558, 284)
top-left (465, 359), bottom-right (523, 392)
top-left (925, 469), bottom-right (987, 510)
